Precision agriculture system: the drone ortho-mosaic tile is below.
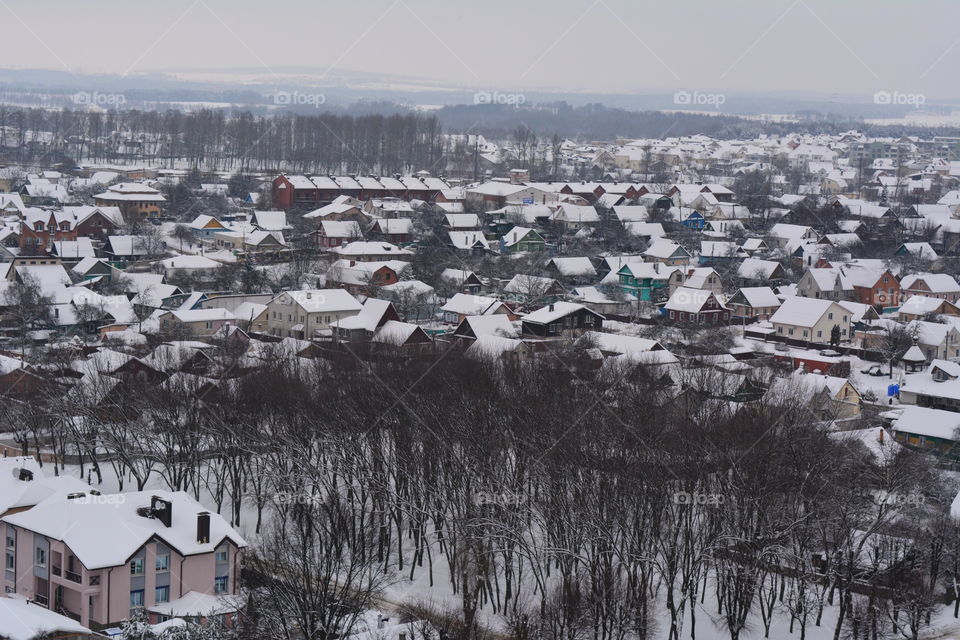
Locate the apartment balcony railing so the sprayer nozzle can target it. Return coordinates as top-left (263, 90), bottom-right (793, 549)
top-left (65, 570), bottom-right (82, 584)
top-left (51, 566), bottom-right (61, 577)
top-left (33, 594), bottom-right (48, 607)
top-left (89, 575), bottom-right (101, 586)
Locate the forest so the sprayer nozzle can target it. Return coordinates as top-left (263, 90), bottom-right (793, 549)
top-left (4, 345), bottom-right (957, 640)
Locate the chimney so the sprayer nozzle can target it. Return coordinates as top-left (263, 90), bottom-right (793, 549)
top-left (879, 428), bottom-right (885, 444)
top-left (151, 496), bottom-right (172, 528)
top-left (549, 304), bottom-right (555, 312)
top-left (197, 512), bottom-right (211, 544)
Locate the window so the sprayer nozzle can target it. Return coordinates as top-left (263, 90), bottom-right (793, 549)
top-left (214, 576), bottom-right (228, 594)
top-left (35, 548), bottom-right (46, 568)
top-left (155, 585), bottom-right (170, 604)
top-left (130, 590), bottom-right (144, 607)
top-left (130, 558), bottom-right (144, 576)
top-left (817, 330), bottom-right (822, 338)
top-left (5, 534), bottom-right (12, 550)
top-left (215, 550), bottom-right (228, 563)
top-left (828, 312), bottom-right (833, 320)
top-left (155, 553), bottom-right (169, 572)
top-left (5, 554), bottom-right (13, 570)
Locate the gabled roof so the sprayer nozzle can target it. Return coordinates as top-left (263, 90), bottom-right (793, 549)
top-left (523, 301), bottom-right (603, 324)
top-left (769, 296), bottom-right (845, 328)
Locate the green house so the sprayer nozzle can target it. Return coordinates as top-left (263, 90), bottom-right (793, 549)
top-left (616, 262), bottom-right (681, 301)
top-left (500, 226), bottom-right (545, 253)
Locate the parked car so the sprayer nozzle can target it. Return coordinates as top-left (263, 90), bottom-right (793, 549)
top-left (861, 364), bottom-right (884, 377)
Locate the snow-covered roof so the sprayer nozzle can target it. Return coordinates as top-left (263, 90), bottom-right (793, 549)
top-left (893, 405), bottom-right (960, 441)
top-left (523, 301), bottom-right (602, 324)
top-left (769, 296), bottom-right (842, 328)
top-left (3, 490), bottom-right (246, 570)
top-left (0, 594), bottom-right (92, 640)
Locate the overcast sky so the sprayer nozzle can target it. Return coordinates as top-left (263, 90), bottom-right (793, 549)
top-left (2, 0), bottom-right (958, 98)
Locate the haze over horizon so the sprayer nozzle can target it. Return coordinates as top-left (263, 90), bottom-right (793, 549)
top-left (1, 0), bottom-right (958, 100)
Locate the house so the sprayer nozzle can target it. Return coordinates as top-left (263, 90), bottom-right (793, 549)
top-left (329, 298), bottom-right (401, 344)
top-left (72, 257), bottom-right (113, 282)
top-left (768, 223), bottom-right (818, 248)
top-left (440, 293), bottom-right (514, 324)
top-left (682, 267), bottom-right (723, 295)
top-left (330, 241), bottom-right (413, 262)
top-left (900, 273), bottom-right (960, 303)
top-left (570, 286), bottom-right (636, 316)
top-left (896, 295), bottom-right (960, 322)
top-left (904, 320), bottom-right (960, 361)
top-left (303, 195), bottom-right (367, 223)
top-left (160, 256), bottom-right (221, 281)
top-left (447, 231), bottom-right (491, 253)
top-left (93, 182), bottom-right (165, 221)
top-left (157, 308), bottom-right (236, 337)
top-left (663, 287), bottom-right (731, 324)
top-left (465, 182), bottom-right (557, 210)
top-left (325, 260), bottom-right (409, 294)
top-left (265, 289), bottom-right (363, 339)
top-left (552, 203), bottom-right (599, 231)
top-left (251, 210), bottom-right (290, 233)
top-left (796, 268), bottom-right (854, 302)
top-left (0, 593), bottom-right (95, 639)
top-left (521, 302), bottom-right (604, 338)
top-left (18, 207), bottom-right (121, 255)
top-left (643, 239), bottom-right (690, 266)
top-left (102, 235), bottom-right (154, 262)
top-left (0, 457), bottom-right (91, 517)
top-left (370, 320), bottom-right (434, 351)
top-left (737, 258), bottom-right (788, 286)
top-left (843, 265), bottom-right (900, 308)
top-left (379, 280), bottom-right (438, 322)
top-left (698, 241), bottom-right (743, 264)
top-left (500, 227), bottom-right (546, 253)
top-left (545, 257), bottom-right (597, 280)
top-left (439, 269), bottom-right (483, 294)
top-left (895, 242), bottom-right (938, 261)
top-left (212, 229), bottom-right (286, 257)
top-left (769, 297), bottom-right (852, 344)
top-left (766, 369), bottom-right (862, 419)
top-left (464, 335), bottom-right (534, 364)
top-left (368, 218), bottom-right (413, 245)
top-left (727, 287), bottom-right (782, 320)
top-left (502, 274), bottom-right (565, 306)
top-left (443, 213), bottom-right (481, 230)
top-left (315, 220), bottom-right (363, 249)
top-left (452, 314), bottom-right (518, 341)
top-left (613, 262), bottom-right (683, 302)
top-left (188, 214), bottom-right (228, 240)
top-left (891, 405), bottom-right (960, 457)
top-left (1, 490), bottom-right (246, 628)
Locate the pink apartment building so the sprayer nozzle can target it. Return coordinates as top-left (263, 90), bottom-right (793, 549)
top-left (2, 490), bottom-right (246, 630)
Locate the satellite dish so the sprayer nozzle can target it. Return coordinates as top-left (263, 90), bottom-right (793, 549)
top-left (11, 467), bottom-right (21, 479)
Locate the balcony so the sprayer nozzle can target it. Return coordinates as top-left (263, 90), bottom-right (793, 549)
top-left (65, 570), bottom-right (82, 584)
top-left (51, 566), bottom-right (61, 577)
top-left (33, 594), bottom-right (48, 607)
top-left (89, 575), bottom-right (101, 586)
